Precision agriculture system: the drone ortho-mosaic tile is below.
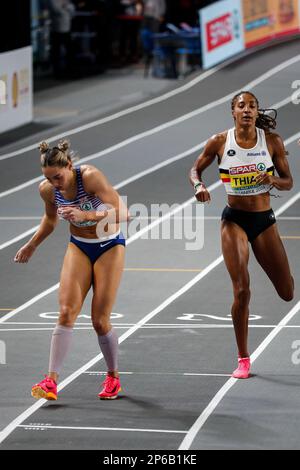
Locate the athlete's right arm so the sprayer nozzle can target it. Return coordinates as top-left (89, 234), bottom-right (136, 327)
top-left (14, 182), bottom-right (59, 263)
top-left (189, 134), bottom-right (224, 203)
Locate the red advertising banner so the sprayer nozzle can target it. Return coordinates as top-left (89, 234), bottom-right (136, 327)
top-left (243, 0), bottom-right (300, 48)
top-left (206, 13), bottom-right (234, 51)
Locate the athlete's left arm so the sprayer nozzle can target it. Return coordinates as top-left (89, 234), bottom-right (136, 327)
top-left (60, 166), bottom-right (130, 224)
top-left (83, 166), bottom-right (130, 223)
top-left (256, 133), bottom-right (293, 191)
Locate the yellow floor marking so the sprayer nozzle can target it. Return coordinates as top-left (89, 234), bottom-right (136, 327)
top-left (0, 308), bottom-right (14, 311)
top-left (281, 236), bottom-right (300, 239)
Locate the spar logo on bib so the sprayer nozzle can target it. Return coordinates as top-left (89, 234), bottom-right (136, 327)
top-left (229, 164), bottom-right (258, 188)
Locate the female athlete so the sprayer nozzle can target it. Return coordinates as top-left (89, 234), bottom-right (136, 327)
top-left (189, 91), bottom-right (294, 379)
top-left (15, 140), bottom-right (129, 399)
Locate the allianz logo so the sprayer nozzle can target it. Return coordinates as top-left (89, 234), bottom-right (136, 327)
top-left (247, 151), bottom-right (267, 157)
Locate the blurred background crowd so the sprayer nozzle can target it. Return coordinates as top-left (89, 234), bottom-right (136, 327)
top-left (31, 0), bottom-right (218, 79)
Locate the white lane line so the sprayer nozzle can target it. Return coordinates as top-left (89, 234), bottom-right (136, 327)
top-left (0, 176), bottom-right (44, 199)
top-left (179, 299), bottom-right (300, 450)
top-left (2, 125), bottom-right (300, 253)
top-left (0, 328), bottom-right (95, 331)
top-left (273, 191), bottom-right (300, 216)
top-left (0, 141), bottom-right (206, 200)
top-left (0, 226), bottom-right (39, 251)
top-left (272, 95), bottom-right (293, 109)
top-left (1, 129), bottom-right (300, 324)
top-left (0, 142), bottom-right (207, 251)
top-left (2, 142), bottom-right (201, 201)
top-left (83, 371), bottom-right (232, 377)
top-left (1, 187), bottom-right (300, 444)
top-left (127, 182), bottom-right (220, 245)
top-left (1, 90), bottom-right (300, 443)
top-left (17, 424), bottom-right (187, 434)
top-left (0, 178), bottom-right (219, 325)
top-left (0, 325), bottom-right (290, 332)
top-left (184, 373), bottom-right (232, 377)
top-left (0, 132), bottom-right (299, 328)
top-left (0, 141), bottom-right (206, 250)
top-left (113, 143), bottom-right (204, 190)
top-left (0, 233), bottom-right (223, 327)
top-left (251, 302), bottom-right (300, 363)
top-left (0, 66), bottom-right (223, 161)
top-left (285, 131), bottom-right (300, 146)
top-left (1, 215), bottom-right (300, 221)
top-left (0, 285), bottom-right (60, 325)
top-left (5, 159), bottom-right (297, 255)
top-left (1, 322), bottom-right (199, 325)
top-left (1, 54), bottom-right (300, 198)
top-left (0, 217), bottom-right (42, 220)
top-left (1, 52), bottom-right (300, 163)
top-left (0, 256), bottom-right (224, 444)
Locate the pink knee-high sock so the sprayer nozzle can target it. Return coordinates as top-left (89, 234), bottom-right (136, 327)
top-left (48, 325), bottom-right (73, 374)
top-left (97, 328), bottom-right (119, 372)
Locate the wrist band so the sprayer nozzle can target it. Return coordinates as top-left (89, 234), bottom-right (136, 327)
top-left (194, 182), bottom-right (204, 191)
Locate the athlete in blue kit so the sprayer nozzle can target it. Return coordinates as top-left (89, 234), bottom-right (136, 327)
top-left (15, 139), bottom-right (129, 400)
top-left (189, 91), bottom-right (294, 379)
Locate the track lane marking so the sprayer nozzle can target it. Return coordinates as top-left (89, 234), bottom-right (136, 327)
top-left (1, 54), bottom-right (300, 198)
top-left (179, 299), bottom-right (300, 449)
top-left (83, 371), bottom-right (231, 377)
top-left (17, 424), bottom-right (187, 434)
top-left (1, 126), bottom-right (300, 252)
top-left (0, 255), bottom-right (224, 443)
top-left (124, 268), bottom-right (202, 272)
top-left (0, 89), bottom-right (300, 443)
top-left (0, 325), bottom-right (293, 331)
top-left (0, 178), bottom-right (220, 326)
top-left (0, 66), bottom-right (223, 161)
top-left (1, 186), bottom-right (299, 444)
top-left (0, 325), bottom-right (282, 332)
top-left (0, 52), bottom-right (300, 161)
top-left (1, 130), bottom-right (300, 324)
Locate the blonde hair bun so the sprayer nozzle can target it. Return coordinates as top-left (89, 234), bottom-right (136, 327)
top-left (39, 141), bottom-right (49, 153)
top-left (57, 139), bottom-right (70, 153)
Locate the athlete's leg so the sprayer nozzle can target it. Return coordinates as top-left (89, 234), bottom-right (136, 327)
top-left (91, 245), bottom-right (125, 378)
top-left (251, 224), bottom-right (294, 301)
top-left (221, 221), bottom-right (251, 358)
top-left (49, 242), bottom-right (92, 382)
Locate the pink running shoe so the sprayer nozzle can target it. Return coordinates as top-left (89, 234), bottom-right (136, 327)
top-left (98, 374), bottom-right (121, 400)
top-left (232, 357), bottom-right (251, 379)
top-left (31, 375), bottom-right (57, 400)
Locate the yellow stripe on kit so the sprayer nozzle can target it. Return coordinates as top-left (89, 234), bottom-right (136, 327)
top-left (230, 171), bottom-right (273, 188)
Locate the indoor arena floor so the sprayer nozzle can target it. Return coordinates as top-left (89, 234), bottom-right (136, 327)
top-left (0, 39), bottom-right (300, 450)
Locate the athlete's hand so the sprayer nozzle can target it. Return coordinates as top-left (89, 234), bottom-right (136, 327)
top-left (255, 172), bottom-right (274, 186)
top-left (59, 207), bottom-right (87, 223)
top-left (14, 243), bottom-right (36, 263)
top-left (194, 184), bottom-right (211, 203)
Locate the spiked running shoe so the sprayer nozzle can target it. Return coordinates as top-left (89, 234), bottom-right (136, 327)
top-left (98, 374), bottom-right (121, 400)
top-left (232, 357), bottom-right (251, 379)
top-left (31, 375), bottom-right (58, 400)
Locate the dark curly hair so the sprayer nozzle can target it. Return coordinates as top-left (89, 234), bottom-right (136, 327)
top-left (231, 91), bottom-right (277, 132)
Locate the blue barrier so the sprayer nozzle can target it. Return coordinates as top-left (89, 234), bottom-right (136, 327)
top-left (151, 31), bottom-right (201, 78)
